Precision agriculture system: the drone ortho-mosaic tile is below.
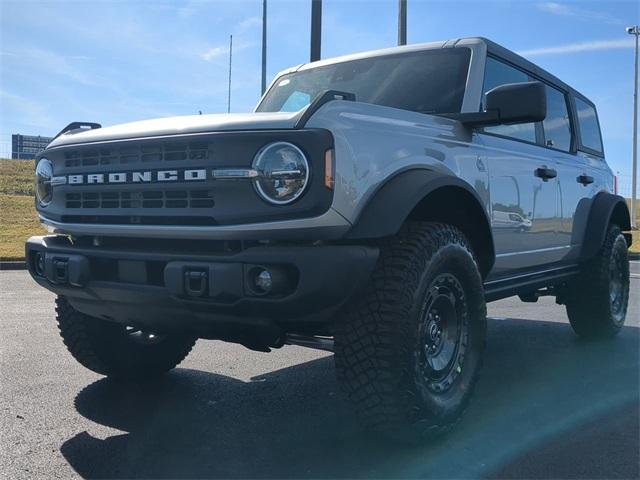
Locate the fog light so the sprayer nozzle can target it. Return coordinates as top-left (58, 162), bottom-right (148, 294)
top-left (254, 269), bottom-right (273, 294)
top-left (34, 252), bottom-right (45, 276)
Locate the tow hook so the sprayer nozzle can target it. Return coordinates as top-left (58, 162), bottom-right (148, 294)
top-left (184, 270), bottom-right (208, 297)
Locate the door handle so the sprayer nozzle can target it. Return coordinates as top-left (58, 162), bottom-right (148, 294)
top-left (577, 174), bottom-right (594, 185)
top-left (534, 167), bottom-right (557, 181)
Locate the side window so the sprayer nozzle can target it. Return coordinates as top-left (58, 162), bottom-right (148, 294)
top-left (543, 86), bottom-right (572, 152)
top-left (482, 57), bottom-right (536, 143)
top-left (575, 97), bottom-right (603, 154)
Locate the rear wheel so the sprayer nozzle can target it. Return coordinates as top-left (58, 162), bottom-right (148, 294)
top-left (56, 297), bottom-right (196, 380)
top-left (334, 222), bottom-right (486, 443)
top-left (565, 225), bottom-right (629, 338)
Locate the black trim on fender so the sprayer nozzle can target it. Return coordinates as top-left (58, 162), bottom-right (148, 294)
top-left (349, 170), bottom-right (479, 238)
top-left (345, 169), bottom-right (495, 277)
top-left (580, 192), bottom-right (631, 261)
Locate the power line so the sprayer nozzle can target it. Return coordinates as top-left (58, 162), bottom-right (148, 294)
top-left (261, 0), bottom-right (267, 95)
top-left (228, 34), bottom-right (233, 113)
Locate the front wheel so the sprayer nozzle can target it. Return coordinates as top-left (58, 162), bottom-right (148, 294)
top-left (56, 297), bottom-right (196, 380)
top-left (334, 222), bottom-right (487, 443)
top-left (565, 225), bottom-right (630, 339)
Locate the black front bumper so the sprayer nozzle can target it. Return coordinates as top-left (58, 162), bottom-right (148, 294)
top-left (26, 236), bottom-right (378, 344)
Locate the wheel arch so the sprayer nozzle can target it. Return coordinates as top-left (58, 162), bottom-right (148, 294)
top-left (345, 169), bottom-right (495, 278)
top-left (580, 192), bottom-right (631, 261)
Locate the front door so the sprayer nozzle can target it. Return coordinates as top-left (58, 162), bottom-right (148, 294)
top-left (479, 56), bottom-right (562, 277)
top-left (482, 136), bottom-right (560, 276)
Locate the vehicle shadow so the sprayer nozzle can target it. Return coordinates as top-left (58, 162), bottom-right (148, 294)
top-left (61, 318), bottom-right (639, 479)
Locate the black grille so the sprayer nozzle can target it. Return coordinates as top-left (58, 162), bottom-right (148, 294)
top-left (65, 190), bottom-right (214, 209)
top-left (63, 141), bottom-right (210, 168)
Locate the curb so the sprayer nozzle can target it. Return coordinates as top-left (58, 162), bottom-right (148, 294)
top-left (0, 261), bottom-right (27, 271)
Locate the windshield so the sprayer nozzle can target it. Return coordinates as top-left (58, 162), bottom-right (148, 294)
top-left (257, 48), bottom-right (471, 115)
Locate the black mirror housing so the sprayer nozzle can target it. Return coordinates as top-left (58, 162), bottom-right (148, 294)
top-left (485, 81), bottom-right (546, 125)
top-left (445, 81), bottom-right (547, 128)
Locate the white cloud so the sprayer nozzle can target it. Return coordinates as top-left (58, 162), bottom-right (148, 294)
top-left (200, 40), bottom-right (257, 62)
top-left (238, 16), bottom-right (262, 32)
top-left (517, 39), bottom-right (635, 57)
top-left (536, 2), bottom-right (624, 25)
top-left (200, 46), bottom-right (228, 61)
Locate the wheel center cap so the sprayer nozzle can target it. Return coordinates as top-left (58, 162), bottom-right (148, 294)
top-left (429, 322), bottom-right (439, 342)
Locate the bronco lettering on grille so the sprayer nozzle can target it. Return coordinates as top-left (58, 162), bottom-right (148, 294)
top-left (65, 169), bottom-right (209, 185)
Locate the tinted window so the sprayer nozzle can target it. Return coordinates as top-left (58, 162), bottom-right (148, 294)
top-left (543, 86), bottom-right (572, 152)
top-left (482, 57), bottom-right (536, 143)
top-left (258, 48), bottom-right (471, 114)
top-left (575, 97), bottom-right (603, 154)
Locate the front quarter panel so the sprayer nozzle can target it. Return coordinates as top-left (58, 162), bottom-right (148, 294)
top-left (305, 101), bottom-right (490, 225)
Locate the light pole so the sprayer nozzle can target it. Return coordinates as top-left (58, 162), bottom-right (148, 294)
top-left (310, 0), bottom-right (322, 62)
top-left (398, 0), bottom-right (407, 46)
top-left (627, 25), bottom-right (639, 229)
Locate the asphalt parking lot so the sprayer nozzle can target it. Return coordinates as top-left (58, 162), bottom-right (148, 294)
top-left (1, 266), bottom-right (639, 480)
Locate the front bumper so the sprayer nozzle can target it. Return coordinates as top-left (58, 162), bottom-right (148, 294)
top-left (26, 236), bottom-right (378, 346)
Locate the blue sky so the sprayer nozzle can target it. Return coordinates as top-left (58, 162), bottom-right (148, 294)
top-left (0, 0), bottom-right (638, 186)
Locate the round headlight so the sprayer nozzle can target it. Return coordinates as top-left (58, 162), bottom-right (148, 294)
top-left (252, 142), bottom-right (309, 205)
top-left (35, 158), bottom-right (53, 207)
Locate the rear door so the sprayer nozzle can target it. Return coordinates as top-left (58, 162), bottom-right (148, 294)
top-left (479, 57), bottom-right (561, 276)
top-left (540, 83), bottom-right (585, 262)
top-left (573, 96), bottom-right (611, 239)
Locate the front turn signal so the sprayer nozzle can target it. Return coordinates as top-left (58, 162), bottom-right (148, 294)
top-left (324, 149), bottom-right (334, 190)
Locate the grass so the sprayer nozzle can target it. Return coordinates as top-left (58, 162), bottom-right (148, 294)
top-left (0, 159), bottom-right (40, 260)
top-left (0, 195), bottom-right (39, 260)
top-left (0, 158), bottom-right (35, 196)
top-left (0, 158), bottom-right (638, 260)
top-left (627, 199), bottom-right (640, 254)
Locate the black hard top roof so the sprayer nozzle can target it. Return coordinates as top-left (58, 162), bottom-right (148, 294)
top-left (470, 37), bottom-right (594, 106)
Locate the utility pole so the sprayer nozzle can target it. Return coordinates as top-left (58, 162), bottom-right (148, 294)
top-left (227, 34), bottom-right (233, 113)
top-left (310, 0), bottom-right (322, 62)
top-left (627, 25), bottom-right (639, 229)
top-left (398, 0), bottom-right (407, 46)
top-left (261, 0), bottom-right (267, 95)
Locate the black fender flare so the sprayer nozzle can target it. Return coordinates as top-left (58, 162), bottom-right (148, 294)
top-left (345, 168), bottom-right (495, 274)
top-left (580, 192), bottom-right (631, 261)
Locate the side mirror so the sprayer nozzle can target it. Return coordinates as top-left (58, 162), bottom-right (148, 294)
top-left (448, 81), bottom-right (547, 128)
top-left (485, 81), bottom-right (547, 125)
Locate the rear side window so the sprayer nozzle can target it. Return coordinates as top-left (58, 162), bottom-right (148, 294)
top-left (482, 57), bottom-right (536, 143)
top-left (575, 97), bottom-right (603, 154)
top-left (543, 86), bottom-right (572, 152)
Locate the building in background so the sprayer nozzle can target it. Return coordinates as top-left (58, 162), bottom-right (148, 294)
top-left (11, 134), bottom-right (52, 160)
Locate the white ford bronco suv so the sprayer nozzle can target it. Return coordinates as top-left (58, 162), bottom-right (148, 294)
top-left (27, 37), bottom-right (631, 442)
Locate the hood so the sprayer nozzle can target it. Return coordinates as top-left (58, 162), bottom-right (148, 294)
top-left (48, 110), bottom-right (302, 149)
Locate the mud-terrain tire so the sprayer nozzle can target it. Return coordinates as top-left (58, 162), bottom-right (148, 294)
top-left (56, 296), bottom-right (196, 380)
top-left (334, 221), bottom-right (487, 443)
top-left (565, 225), bottom-right (629, 339)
